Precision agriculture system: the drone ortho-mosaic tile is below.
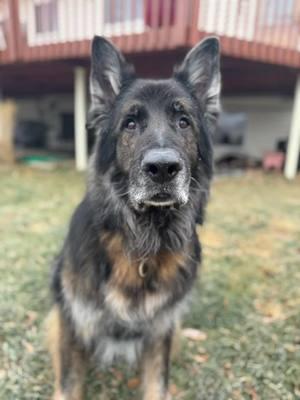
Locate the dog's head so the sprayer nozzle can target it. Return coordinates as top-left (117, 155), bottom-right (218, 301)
top-left (88, 36), bottom-right (220, 218)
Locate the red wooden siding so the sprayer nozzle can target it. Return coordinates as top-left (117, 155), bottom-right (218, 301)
top-left (0, 0), bottom-right (300, 67)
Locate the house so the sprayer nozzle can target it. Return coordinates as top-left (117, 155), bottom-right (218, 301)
top-left (0, 0), bottom-right (299, 178)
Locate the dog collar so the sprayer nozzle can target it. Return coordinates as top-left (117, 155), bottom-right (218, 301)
top-left (138, 261), bottom-right (148, 278)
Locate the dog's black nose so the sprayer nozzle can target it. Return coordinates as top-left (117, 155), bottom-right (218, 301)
top-left (142, 149), bottom-right (183, 184)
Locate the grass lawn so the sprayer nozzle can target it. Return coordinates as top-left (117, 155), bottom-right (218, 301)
top-left (1, 166), bottom-right (300, 400)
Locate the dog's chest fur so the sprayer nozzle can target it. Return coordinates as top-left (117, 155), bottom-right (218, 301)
top-left (62, 231), bottom-right (193, 364)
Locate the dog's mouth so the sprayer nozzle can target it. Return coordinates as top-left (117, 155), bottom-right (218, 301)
top-left (145, 193), bottom-right (175, 206)
top-left (129, 177), bottom-right (190, 212)
top-left (137, 193), bottom-right (182, 211)
top-left (143, 200), bottom-right (175, 207)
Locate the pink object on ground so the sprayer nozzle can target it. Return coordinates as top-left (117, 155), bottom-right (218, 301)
top-left (263, 152), bottom-right (285, 171)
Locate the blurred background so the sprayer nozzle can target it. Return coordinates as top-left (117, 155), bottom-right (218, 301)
top-left (0, 0), bottom-right (300, 178)
top-left (0, 1), bottom-right (300, 400)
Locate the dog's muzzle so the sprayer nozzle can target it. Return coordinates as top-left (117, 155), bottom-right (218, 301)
top-left (129, 147), bottom-right (190, 210)
top-left (136, 148), bottom-right (187, 208)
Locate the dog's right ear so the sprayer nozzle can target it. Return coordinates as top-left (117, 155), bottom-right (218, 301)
top-left (90, 36), bottom-right (135, 110)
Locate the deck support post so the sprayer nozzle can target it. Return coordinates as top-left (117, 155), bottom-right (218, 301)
top-left (74, 66), bottom-right (88, 171)
top-left (284, 74), bottom-right (300, 180)
top-left (0, 98), bottom-right (17, 163)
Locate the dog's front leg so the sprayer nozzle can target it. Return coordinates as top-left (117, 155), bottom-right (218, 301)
top-left (46, 306), bottom-right (87, 400)
top-left (140, 331), bottom-right (173, 400)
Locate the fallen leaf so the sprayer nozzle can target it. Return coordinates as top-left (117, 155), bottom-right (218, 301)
top-left (254, 300), bottom-right (286, 323)
top-left (169, 383), bottom-right (179, 396)
top-left (245, 386), bottom-right (258, 400)
top-left (231, 389), bottom-right (242, 400)
top-left (294, 387), bottom-right (300, 397)
top-left (284, 343), bottom-right (298, 353)
top-left (192, 354), bottom-right (209, 363)
top-left (223, 362), bottom-right (231, 370)
top-left (127, 377), bottom-right (140, 389)
top-left (23, 340), bottom-right (34, 354)
top-left (197, 346), bottom-right (207, 354)
top-left (25, 310), bottom-right (38, 326)
top-left (110, 368), bottom-right (124, 381)
top-left (199, 227), bottom-right (225, 249)
top-left (29, 222), bottom-right (48, 233)
top-left (182, 328), bottom-right (207, 341)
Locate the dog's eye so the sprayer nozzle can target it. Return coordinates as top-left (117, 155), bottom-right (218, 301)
top-left (178, 117), bottom-right (190, 129)
top-left (125, 119), bottom-right (137, 130)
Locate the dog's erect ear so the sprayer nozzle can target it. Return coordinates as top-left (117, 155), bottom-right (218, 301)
top-left (174, 37), bottom-right (221, 118)
top-left (90, 36), bottom-right (135, 109)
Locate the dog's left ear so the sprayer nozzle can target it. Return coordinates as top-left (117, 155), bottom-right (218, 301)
top-left (174, 37), bottom-right (221, 119)
top-left (90, 36), bottom-right (135, 110)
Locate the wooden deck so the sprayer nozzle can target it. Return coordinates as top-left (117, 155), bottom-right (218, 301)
top-left (0, 0), bottom-right (300, 67)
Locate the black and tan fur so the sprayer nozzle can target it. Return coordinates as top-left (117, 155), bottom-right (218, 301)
top-left (47, 36), bottom-right (221, 400)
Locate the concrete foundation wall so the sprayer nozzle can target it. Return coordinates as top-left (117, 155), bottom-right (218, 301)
top-left (13, 94), bottom-right (293, 160)
top-left (223, 96), bottom-right (292, 159)
top-left (16, 94), bottom-right (73, 151)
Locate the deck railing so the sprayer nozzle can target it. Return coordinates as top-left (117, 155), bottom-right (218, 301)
top-left (0, 0), bottom-right (300, 67)
top-left (193, 0), bottom-right (300, 66)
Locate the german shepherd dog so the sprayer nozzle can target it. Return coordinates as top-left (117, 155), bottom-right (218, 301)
top-left (47, 36), bottom-right (220, 400)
